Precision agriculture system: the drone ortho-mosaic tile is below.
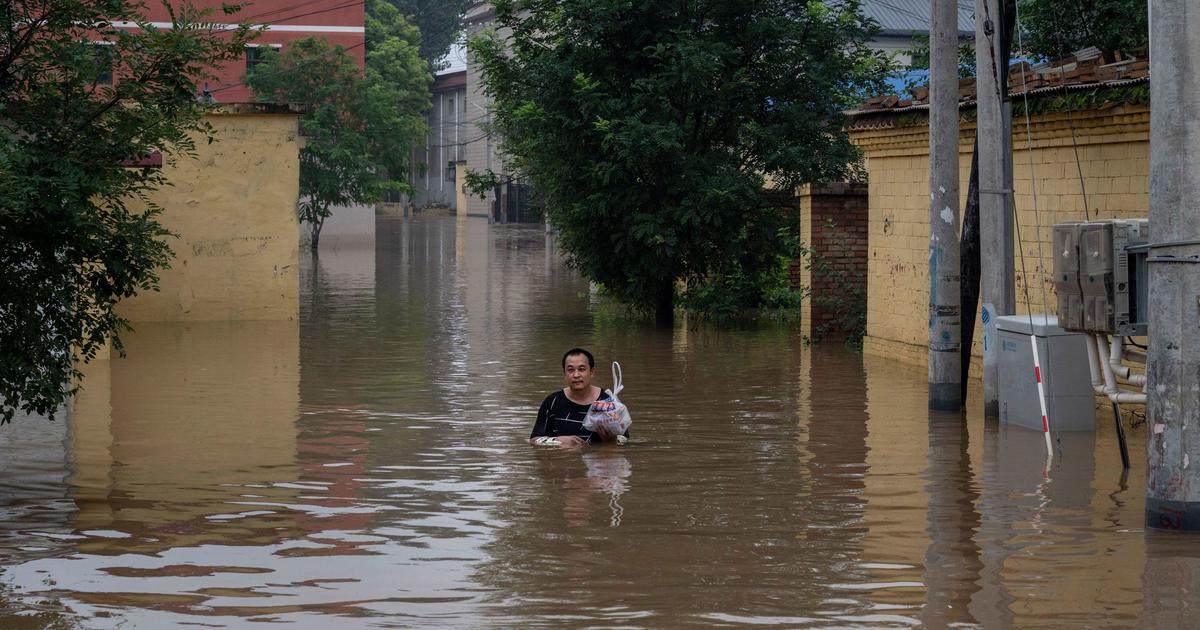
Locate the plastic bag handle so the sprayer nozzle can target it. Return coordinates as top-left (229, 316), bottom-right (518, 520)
top-left (611, 361), bottom-right (623, 397)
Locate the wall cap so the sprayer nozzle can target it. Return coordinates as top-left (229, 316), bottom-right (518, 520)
top-left (205, 102), bottom-right (305, 116)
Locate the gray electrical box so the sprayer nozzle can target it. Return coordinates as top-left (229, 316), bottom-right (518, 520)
top-left (996, 315), bottom-right (1096, 432)
top-left (1112, 220), bottom-right (1150, 335)
top-left (1052, 219), bottom-right (1149, 335)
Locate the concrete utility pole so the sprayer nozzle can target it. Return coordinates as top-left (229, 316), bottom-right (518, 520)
top-left (975, 0), bottom-right (1016, 418)
top-left (928, 0), bottom-right (962, 411)
top-left (1145, 0), bottom-right (1200, 531)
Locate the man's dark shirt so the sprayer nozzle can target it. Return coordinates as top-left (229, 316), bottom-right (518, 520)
top-left (531, 389), bottom-right (626, 444)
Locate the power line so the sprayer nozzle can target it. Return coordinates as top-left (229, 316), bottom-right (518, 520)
top-left (238, 0), bottom-right (339, 22)
top-left (206, 1), bottom-right (370, 95)
top-left (252, 0), bottom-right (364, 27)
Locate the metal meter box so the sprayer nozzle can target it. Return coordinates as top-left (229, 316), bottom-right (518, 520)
top-left (1052, 219), bottom-right (1149, 335)
top-left (1112, 220), bottom-right (1150, 335)
top-left (995, 315), bottom-right (1096, 431)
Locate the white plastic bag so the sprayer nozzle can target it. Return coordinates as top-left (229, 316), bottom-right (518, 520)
top-left (583, 362), bottom-right (632, 435)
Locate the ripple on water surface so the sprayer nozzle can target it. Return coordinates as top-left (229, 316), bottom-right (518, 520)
top-left (2, 217), bottom-right (1198, 628)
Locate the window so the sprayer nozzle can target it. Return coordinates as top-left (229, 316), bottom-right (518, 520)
top-left (245, 44), bottom-right (280, 75)
top-left (446, 161), bottom-right (456, 182)
top-left (88, 42), bottom-right (114, 85)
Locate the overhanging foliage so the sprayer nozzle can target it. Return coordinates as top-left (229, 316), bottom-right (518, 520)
top-left (1, 0), bottom-right (252, 423)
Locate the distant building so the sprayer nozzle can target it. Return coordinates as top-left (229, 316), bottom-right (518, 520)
top-left (458, 2), bottom-right (502, 220)
top-left (860, 0), bottom-right (974, 67)
top-left (110, 1), bottom-right (365, 102)
top-left (405, 70), bottom-right (468, 211)
top-left (399, 3), bottom-right (511, 219)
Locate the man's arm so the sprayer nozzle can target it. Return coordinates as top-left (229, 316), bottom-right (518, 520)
top-left (529, 395), bottom-right (585, 447)
top-left (529, 396), bottom-right (552, 441)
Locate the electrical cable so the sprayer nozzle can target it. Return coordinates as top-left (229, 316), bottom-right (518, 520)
top-left (1013, 0), bottom-right (1061, 459)
top-left (1046, 1), bottom-right (1093, 222)
top-left (249, 0), bottom-right (365, 27)
top-left (238, 0), bottom-right (340, 23)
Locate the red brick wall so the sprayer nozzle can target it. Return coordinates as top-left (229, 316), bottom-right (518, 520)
top-left (791, 183), bottom-right (868, 339)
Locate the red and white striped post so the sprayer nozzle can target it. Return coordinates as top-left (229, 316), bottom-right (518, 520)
top-left (1029, 335), bottom-right (1053, 458)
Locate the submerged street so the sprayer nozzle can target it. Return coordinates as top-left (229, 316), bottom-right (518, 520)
top-left (1, 216), bottom-right (1197, 628)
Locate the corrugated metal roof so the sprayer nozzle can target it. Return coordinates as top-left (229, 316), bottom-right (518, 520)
top-left (860, 0), bottom-right (974, 35)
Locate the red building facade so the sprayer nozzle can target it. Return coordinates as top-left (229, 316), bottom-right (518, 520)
top-left (116, 1), bottom-right (365, 103)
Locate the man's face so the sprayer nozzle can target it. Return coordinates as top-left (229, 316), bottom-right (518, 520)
top-left (563, 353), bottom-right (594, 393)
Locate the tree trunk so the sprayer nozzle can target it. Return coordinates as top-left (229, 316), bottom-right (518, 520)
top-left (654, 281), bottom-right (674, 328)
top-left (309, 217), bottom-right (324, 251)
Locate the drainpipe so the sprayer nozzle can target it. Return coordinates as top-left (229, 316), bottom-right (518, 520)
top-left (1085, 333), bottom-right (1107, 396)
top-left (1096, 334), bottom-right (1147, 404)
top-left (1107, 336), bottom-right (1147, 386)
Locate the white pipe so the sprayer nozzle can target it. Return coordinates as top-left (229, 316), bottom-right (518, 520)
top-left (1096, 335), bottom-right (1148, 404)
top-left (1107, 336), bottom-right (1148, 386)
top-left (1108, 335), bottom-right (1131, 378)
top-left (1096, 334), bottom-right (1119, 393)
top-left (1111, 391), bottom-right (1147, 403)
top-left (1085, 333), bottom-right (1107, 395)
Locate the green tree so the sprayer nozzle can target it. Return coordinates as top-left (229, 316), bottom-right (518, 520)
top-left (470, 0), bottom-right (889, 326)
top-left (364, 0), bottom-right (436, 179)
top-left (383, 0), bottom-right (472, 68)
top-left (1017, 0), bottom-right (1147, 62)
top-left (246, 10), bottom-right (428, 249)
top-left (0, 1), bottom-right (252, 423)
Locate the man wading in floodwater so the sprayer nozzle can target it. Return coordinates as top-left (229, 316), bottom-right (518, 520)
top-left (530, 348), bottom-right (627, 447)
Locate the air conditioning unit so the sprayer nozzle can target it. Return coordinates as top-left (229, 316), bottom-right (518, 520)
top-left (1052, 219), bottom-right (1149, 336)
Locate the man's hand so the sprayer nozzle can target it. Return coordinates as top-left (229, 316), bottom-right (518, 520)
top-left (555, 435), bottom-right (586, 448)
top-left (594, 426), bottom-right (618, 442)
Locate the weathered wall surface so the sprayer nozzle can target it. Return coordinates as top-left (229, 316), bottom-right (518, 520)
top-left (848, 105), bottom-right (1150, 366)
top-left (117, 109), bottom-right (302, 322)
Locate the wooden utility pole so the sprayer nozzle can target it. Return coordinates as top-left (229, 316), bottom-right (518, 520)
top-left (928, 0), bottom-right (961, 411)
top-left (975, 0), bottom-right (1015, 419)
top-left (1145, 0), bottom-right (1200, 531)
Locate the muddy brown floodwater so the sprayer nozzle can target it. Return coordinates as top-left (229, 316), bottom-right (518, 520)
top-left (3, 215), bottom-right (1200, 628)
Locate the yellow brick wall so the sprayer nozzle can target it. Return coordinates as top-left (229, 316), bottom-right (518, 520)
top-left (850, 105), bottom-right (1150, 368)
top-left (116, 108), bottom-right (302, 322)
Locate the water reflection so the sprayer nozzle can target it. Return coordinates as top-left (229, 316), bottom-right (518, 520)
top-left (0, 215), bottom-right (1197, 626)
top-left (1141, 531), bottom-right (1200, 625)
top-left (79, 321), bottom-right (301, 553)
top-left (921, 417), bottom-right (982, 628)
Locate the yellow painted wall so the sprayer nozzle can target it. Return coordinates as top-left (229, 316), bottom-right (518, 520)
top-left (455, 161), bottom-right (469, 218)
top-left (848, 105), bottom-right (1150, 368)
top-left (117, 107), bottom-right (302, 322)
